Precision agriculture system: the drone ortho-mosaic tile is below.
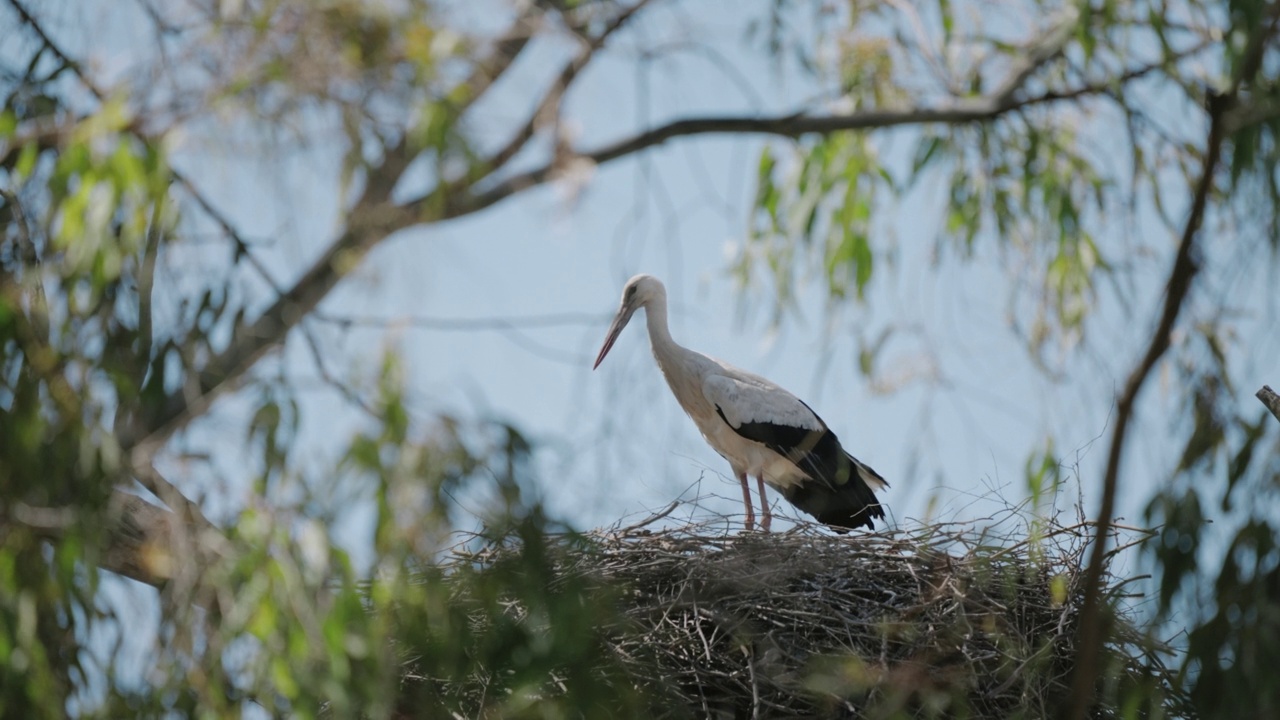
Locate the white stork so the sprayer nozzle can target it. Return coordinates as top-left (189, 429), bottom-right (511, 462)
top-left (592, 274), bottom-right (888, 531)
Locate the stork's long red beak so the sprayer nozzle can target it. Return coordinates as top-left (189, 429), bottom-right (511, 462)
top-left (593, 308), bottom-right (632, 370)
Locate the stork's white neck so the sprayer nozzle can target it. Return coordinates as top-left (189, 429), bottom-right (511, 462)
top-left (641, 291), bottom-right (697, 379)
top-left (639, 289), bottom-right (714, 420)
top-left (642, 292), bottom-right (672, 346)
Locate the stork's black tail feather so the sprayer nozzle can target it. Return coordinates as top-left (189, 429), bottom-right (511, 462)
top-left (715, 413), bottom-right (888, 531)
top-left (783, 450), bottom-right (888, 531)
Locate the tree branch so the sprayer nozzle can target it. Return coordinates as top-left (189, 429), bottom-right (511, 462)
top-left (1065, 6), bottom-right (1280, 718)
top-left (116, 6), bottom-right (554, 457)
top-left (14, 492), bottom-right (195, 590)
top-left (990, 6), bottom-right (1079, 106)
top-left (1258, 385), bottom-right (1280, 423)
top-left (1064, 111), bottom-right (1216, 716)
top-left (484, 0), bottom-right (653, 173)
top-left (442, 51), bottom-right (1186, 220)
top-left (314, 310), bottom-right (608, 331)
top-left (122, 199), bottom-right (414, 457)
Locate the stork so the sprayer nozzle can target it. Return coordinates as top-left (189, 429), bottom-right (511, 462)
top-left (592, 274), bottom-right (888, 531)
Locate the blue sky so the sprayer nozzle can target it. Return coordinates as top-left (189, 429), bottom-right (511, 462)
top-left (14, 0), bottom-right (1280, 706)
top-left (139, 0), bottom-right (1262, 549)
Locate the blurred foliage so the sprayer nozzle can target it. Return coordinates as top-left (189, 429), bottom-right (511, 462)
top-left (1146, 349), bottom-right (1280, 717)
top-left (1, 0), bottom-right (1279, 717)
top-left (1, 64), bottom-right (151, 719)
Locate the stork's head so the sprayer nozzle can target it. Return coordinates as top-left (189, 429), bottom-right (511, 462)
top-left (593, 274), bottom-right (666, 370)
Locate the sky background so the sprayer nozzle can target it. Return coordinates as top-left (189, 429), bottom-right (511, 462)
top-left (135, 0), bottom-right (1275, 552)
top-left (11, 0), bottom-right (1280, 705)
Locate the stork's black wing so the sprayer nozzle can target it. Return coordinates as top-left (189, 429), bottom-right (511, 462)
top-left (712, 404), bottom-right (887, 531)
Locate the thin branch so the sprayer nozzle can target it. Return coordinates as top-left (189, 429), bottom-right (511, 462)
top-left (619, 500), bottom-right (680, 533)
top-left (173, 170), bottom-right (285, 293)
top-left (989, 6), bottom-right (1080, 106)
top-left (299, 319), bottom-right (379, 417)
top-left (484, 0), bottom-right (653, 172)
top-left (314, 310), bottom-right (609, 331)
top-left (6, 0), bottom-right (99, 96)
top-left (467, 22), bottom-right (537, 102)
top-left (1065, 5), bottom-right (1280, 718)
top-left (315, 310), bottom-right (606, 366)
top-left (444, 47), bottom-right (1200, 220)
top-left (1258, 385), bottom-right (1280, 423)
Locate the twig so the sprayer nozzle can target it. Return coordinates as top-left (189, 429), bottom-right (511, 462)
top-left (620, 501), bottom-right (680, 533)
top-left (299, 320), bottom-right (379, 417)
top-left (1258, 385), bottom-right (1280, 423)
top-left (314, 310), bottom-right (609, 331)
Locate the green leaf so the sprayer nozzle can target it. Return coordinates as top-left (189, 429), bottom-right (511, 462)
top-left (14, 143), bottom-right (39, 179)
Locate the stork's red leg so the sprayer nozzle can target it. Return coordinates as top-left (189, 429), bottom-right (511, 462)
top-left (756, 475), bottom-right (772, 531)
top-left (737, 472), bottom-right (755, 530)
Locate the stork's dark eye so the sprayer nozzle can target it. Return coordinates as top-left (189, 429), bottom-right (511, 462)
top-left (625, 285), bottom-right (637, 299)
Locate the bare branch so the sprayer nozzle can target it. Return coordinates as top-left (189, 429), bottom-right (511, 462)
top-left (1066, 6), bottom-right (1280, 718)
top-left (314, 310), bottom-right (608, 331)
top-left (6, 0), bottom-right (104, 98)
top-left (1258, 385), bottom-right (1280, 423)
top-left (485, 0), bottom-right (653, 173)
top-left (467, 24), bottom-right (536, 102)
top-left (445, 47), bottom-right (1199, 220)
top-left (299, 319), bottom-right (380, 417)
top-left (315, 311), bottom-right (592, 366)
top-left (990, 6), bottom-right (1079, 106)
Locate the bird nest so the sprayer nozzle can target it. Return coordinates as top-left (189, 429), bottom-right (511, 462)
top-left (401, 513), bottom-right (1182, 719)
